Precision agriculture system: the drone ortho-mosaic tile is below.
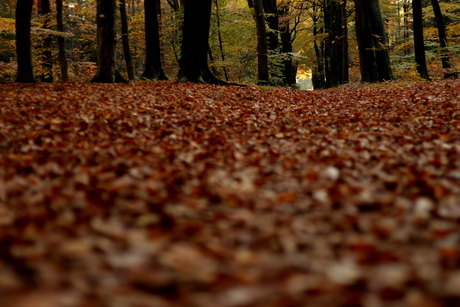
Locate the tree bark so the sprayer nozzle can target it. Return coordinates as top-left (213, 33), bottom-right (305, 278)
top-left (142, 0), bottom-right (167, 80)
top-left (412, 0), bottom-right (430, 80)
top-left (262, 0), bottom-right (278, 52)
top-left (324, 0), bottom-right (348, 87)
top-left (279, 4), bottom-right (295, 86)
top-left (56, 0), bottom-right (69, 81)
top-left (252, 0), bottom-right (269, 84)
top-left (430, 0), bottom-right (452, 77)
top-left (92, 0), bottom-right (124, 82)
top-left (178, 0), bottom-right (222, 84)
top-left (39, 0), bottom-right (54, 82)
top-left (312, 1), bottom-right (325, 89)
top-left (119, 0), bottom-right (135, 80)
top-left (15, 0), bottom-right (35, 83)
top-left (354, 0), bottom-right (393, 82)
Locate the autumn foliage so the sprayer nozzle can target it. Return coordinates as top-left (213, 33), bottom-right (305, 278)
top-left (1, 80), bottom-right (460, 306)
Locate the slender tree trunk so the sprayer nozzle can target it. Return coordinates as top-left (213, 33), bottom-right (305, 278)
top-left (119, 0), bottom-right (135, 80)
top-left (312, 2), bottom-right (325, 89)
top-left (412, 0), bottom-right (430, 80)
top-left (403, 2), bottom-right (411, 55)
top-left (430, 0), bottom-right (452, 77)
top-left (56, 0), bottom-right (69, 81)
top-left (341, 0), bottom-right (349, 84)
top-left (214, 0), bottom-right (229, 81)
top-left (15, 0), bottom-right (35, 82)
top-left (39, 0), bottom-right (54, 82)
top-left (279, 4), bottom-right (295, 86)
top-left (251, 0), bottom-right (269, 84)
top-left (142, 0), bottom-right (167, 80)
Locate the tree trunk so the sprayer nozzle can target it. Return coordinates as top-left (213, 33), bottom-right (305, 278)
top-left (39, 0), bottom-right (54, 82)
top-left (251, 0), bottom-right (269, 84)
top-left (430, 0), bottom-right (452, 77)
top-left (262, 0), bottom-right (278, 52)
top-left (412, 0), bottom-right (430, 80)
top-left (324, 0), bottom-right (348, 88)
top-left (279, 4), bottom-right (295, 86)
top-left (142, 0), bottom-right (168, 80)
top-left (92, 0), bottom-right (123, 82)
top-left (354, 0), bottom-right (393, 82)
top-left (56, 0), bottom-right (69, 81)
top-left (15, 0), bottom-right (35, 83)
top-left (214, 0), bottom-right (229, 81)
top-left (403, 2), bottom-right (411, 55)
top-left (119, 0), bottom-right (135, 80)
top-left (341, 0), bottom-right (349, 84)
top-left (178, 0), bottom-right (222, 84)
top-left (370, 0), bottom-right (393, 81)
top-left (312, 2), bottom-right (325, 89)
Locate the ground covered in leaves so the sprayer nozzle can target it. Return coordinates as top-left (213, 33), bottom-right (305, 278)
top-left (1, 80), bottom-right (460, 307)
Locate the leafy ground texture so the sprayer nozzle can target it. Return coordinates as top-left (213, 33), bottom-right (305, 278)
top-left (1, 80), bottom-right (460, 307)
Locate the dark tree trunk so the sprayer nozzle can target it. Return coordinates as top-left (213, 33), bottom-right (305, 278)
top-left (341, 0), bottom-right (349, 83)
top-left (56, 0), bottom-right (69, 81)
top-left (119, 0), bottom-right (135, 80)
top-left (15, 0), bottom-right (35, 83)
top-left (355, 0), bottom-right (378, 82)
top-left (262, 0), bottom-right (278, 51)
top-left (178, 0), bottom-right (222, 84)
top-left (312, 2), bottom-right (325, 89)
top-left (324, 0), bottom-right (348, 88)
top-left (370, 0), bottom-right (393, 81)
top-left (279, 5), bottom-right (295, 86)
top-left (142, 0), bottom-right (167, 80)
top-left (39, 0), bottom-right (54, 82)
top-left (431, 0), bottom-right (452, 77)
top-left (251, 0), bottom-right (269, 84)
top-left (412, 0), bottom-right (430, 80)
top-left (92, 0), bottom-right (123, 82)
top-left (354, 0), bottom-right (393, 82)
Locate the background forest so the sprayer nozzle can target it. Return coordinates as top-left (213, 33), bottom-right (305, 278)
top-left (1, 0), bottom-right (460, 88)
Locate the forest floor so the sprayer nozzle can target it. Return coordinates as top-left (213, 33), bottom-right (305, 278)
top-left (1, 80), bottom-right (460, 307)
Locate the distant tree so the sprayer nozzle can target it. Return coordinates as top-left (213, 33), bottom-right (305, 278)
top-left (166, 0), bottom-right (183, 11)
top-left (430, 0), bottom-right (452, 78)
top-left (354, 0), bottom-right (393, 82)
top-left (38, 0), bottom-right (53, 82)
top-left (15, 0), bottom-right (35, 82)
top-left (278, 1), bottom-right (298, 86)
top-left (56, 0), bottom-right (69, 81)
top-left (213, 0), bottom-right (230, 81)
top-left (178, 0), bottom-right (222, 84)
top-left (142, 0), bottom-right (167, 80)
top-left (412, 0), bottom-right (430, 80)
top-left (119, 0), bottom-right (135, 80)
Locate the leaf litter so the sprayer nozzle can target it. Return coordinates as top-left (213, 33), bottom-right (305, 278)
top-left (1, 80), bottom-right (460, 306)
